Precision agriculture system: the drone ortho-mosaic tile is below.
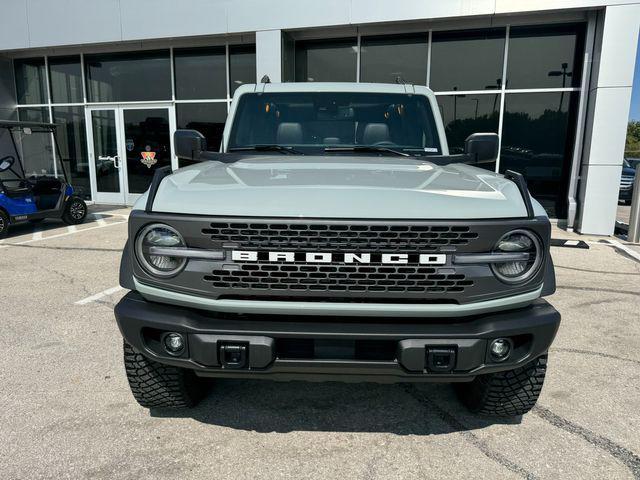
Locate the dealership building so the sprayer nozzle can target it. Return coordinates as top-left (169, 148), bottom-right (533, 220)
top-left (0, 1), bottom-right (638, 234)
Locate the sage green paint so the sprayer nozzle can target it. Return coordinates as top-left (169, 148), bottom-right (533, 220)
top-left (127, 82), bottom-right (548, 314)
top-left (133, 278), bottom-right (543, 318)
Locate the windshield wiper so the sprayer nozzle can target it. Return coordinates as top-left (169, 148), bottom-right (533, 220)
top-left (228, 144), bottom-right (303, 155)
top-left (324, 146), bottom-right (410, 157)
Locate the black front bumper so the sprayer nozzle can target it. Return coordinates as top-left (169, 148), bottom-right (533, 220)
top-left (115, 292), bottom-right (560, 383)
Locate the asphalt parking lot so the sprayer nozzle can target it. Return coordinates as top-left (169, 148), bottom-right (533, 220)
top-left (1, 208), bottom-right (639, 480)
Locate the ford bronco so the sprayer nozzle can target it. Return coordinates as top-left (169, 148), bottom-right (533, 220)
top-left (115, 82), bottom-right (559, 417)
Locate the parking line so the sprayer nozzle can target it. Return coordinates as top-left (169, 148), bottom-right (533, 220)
top-left (67, 225), bottom-right (77, 233)
top-left (75, 286), bottom-right (123, 305)
top-left (32, 229), bottom-right (43, 241)
top-left (92, 214), bottom-right (107, 226)
top-left (0, 219), bottom-right (127, 249)
top-left (604, 239), bottom-right (640, 263)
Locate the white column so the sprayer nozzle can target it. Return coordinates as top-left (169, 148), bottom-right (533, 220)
top-left (576, 5), bottom-right (640, 235)
top-left (256, 30), bottom-right (282, 83)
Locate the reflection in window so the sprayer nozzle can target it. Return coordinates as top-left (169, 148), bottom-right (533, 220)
top-left (176, 103), bottom-right (227, 166)
top-left (48, 56), bottom-right (83, 103)
top-left (436, 94), bottom-right (500, 169)
top-left (18, 107), bottom-right (50, 123)
top-left (85, 50), bottom-right (171, 102)
top-left (52, 106), bottom-right (90, 199)
top-left (295, 38), bottom-right (357, 82)
top-left (14, 58), bottom-right (48, 104)
top-left (430, 29), bottom-right (505, 92)
top-left (500, 92), bottom-right (579, 218)
top-left (123, 109), bottom-right (172, 194)
top-left (229, 45), bottom-right (256, 96)
top-left (507, 24), bottom-right (584, 89)
top-left (360, 34), bottom-right (427, 85)
top-left (174, 47), bottom-right (226, 100)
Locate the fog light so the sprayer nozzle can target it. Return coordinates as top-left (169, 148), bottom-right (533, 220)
top-left (163, 333), bottom-right (185, 355)
top-left (490, 338), bottom-right (511, 361)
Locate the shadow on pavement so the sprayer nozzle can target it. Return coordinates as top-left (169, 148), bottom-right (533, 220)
top-left (3, 204), bottom-right (126, 239)
top-left (151, 379), bottom-right (519, 434)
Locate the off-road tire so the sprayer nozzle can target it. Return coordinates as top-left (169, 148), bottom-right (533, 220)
top-left (123, 341), bottom-right (208, 408)
top-left (62, 197), bottom-right (87, 225)
top-left (455, 355), bottom-right (547, 417)
top-left (0, 210), bottom-right (9, 238)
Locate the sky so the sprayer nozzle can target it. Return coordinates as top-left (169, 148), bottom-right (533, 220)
top-left (630, 35), bottom-right (640, 121)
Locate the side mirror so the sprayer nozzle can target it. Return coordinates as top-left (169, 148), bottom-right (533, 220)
top-left (464, 133), bottom-right (499, 164)
top-left (0, 155), bottom-right (15, 172)
top-left (174, 129), bottom-right (207, 161)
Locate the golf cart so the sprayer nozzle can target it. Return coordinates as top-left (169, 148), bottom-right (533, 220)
top-left (0, 120), bottom-right (87, 238)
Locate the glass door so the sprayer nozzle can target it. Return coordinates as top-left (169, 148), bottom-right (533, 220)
top-left (121, 107), bottom-right (173, 205)
top-left (88, 108), bottom-right (124, 204)
top-left (86, 105), bottom-right (175, 205)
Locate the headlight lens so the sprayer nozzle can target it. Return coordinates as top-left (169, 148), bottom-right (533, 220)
top-left (491, 229), bottom-right (543, 284)
top-left (135, 224), bottom-right (187, 277)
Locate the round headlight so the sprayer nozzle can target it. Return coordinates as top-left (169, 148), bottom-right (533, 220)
top-left (135, 223), bottom-right (187, 277)
top-left (491, 229), bottom-right (543, 284)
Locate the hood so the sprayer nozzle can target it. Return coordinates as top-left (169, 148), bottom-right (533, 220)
top-left (150, 155), bottom-right (542, 219)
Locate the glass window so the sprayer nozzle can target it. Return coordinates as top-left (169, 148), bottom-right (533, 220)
top-left (507, 24), bottom-right (585, 89)
top-left (48, 55), bottom-right (83, 103)
top-left (436, 94), bottom-right (500, 169)
top-left (500, 92), bottom-right (579, 218)
top-left (176, 103), bottom-right (227, 166)
top-left (229, 45), bottom-right (256, 96)
top-left (52, 106), bottom-right (90, 199)
top-left (295, 38), bottom-right (357, 82)
top-left (14, 58), bottom-right (48, 104)
top-left (228, 92), bottom-right (441, 155)
top-left (360, 34), bottom-right (427, 85)
top-left (430, 29), bottom-right (505, 92)
top-left (18, 107), bottom-right (50, 123)
top-left (173, 47), bottom-right (226, 100)
top-left (85, 50), bottom-right (171, 102)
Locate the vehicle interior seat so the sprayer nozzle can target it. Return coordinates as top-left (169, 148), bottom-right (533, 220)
top-left (276, 122), bottom-right (303, 145)
top-left (29, 176), bottom-right (63, 210)
top-left (1, 179), bottom-right (32, 198)
top-left (361, 123), bottom-right (391, 145)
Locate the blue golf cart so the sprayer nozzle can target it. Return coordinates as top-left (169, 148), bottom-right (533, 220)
top-left (0, 120), bottom-right (87, 238)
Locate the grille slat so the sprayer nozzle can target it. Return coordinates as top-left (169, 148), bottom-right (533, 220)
top-left (204, 262), bottom-right (473, 294)
top-left (202, 222), bottom-right (479, 252)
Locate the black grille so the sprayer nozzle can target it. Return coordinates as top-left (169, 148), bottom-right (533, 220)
top-left (202, 222), bottom-right (479, 252)
top-left (204, 263), bottom-right (473, 294)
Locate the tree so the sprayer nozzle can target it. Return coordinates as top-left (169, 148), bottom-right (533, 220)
top-left (626, 120), bottom-right (640, 157)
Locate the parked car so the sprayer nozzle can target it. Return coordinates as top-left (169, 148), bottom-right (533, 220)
top-left (115, 82), bottom-right (559, 418)
top-left (619, 158), bottom-right (636, 205)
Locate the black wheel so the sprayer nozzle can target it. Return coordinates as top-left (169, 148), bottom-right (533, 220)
top-left (62, 197), bottom-right (87, 225)
top-left (123, 341), bottom-right (208, 408)
top-left (455, 355), bottom-right (547, 417)
top-left (0, 210), bottom-right (8, 238)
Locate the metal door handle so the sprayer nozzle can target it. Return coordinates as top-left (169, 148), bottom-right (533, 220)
top-left (113, 156), bottom-right (120, 169)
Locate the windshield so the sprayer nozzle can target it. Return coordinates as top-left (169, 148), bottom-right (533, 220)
top-left (0, 127), bottom-right (65, 181)
top-left (228, 91), bottom-right (442, 155)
